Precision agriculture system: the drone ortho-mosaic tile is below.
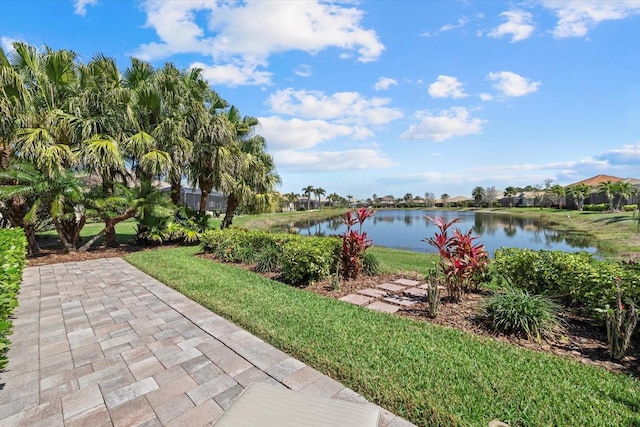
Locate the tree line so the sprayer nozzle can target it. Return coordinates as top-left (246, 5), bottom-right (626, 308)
top-left (0, 42), bottom-right (280, 255)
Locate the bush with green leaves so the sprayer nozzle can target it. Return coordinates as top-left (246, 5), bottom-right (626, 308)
top-left (596, 277), bottom-right (638, 361)
top-left (583, 203), bottom-right (609, 212)
top-left (492, 248), bottom-right (640, 310)
top-left (281, 236), bottom-right (341, 285)
top-left (481, 288), bottom-right (562, 340)
top-left (0, 228), bottom-right (27, 370)
top-left (361, 251), bottom-right (380, 276)
top-left (623, 204), bottom-right (638, 212)
top-left (201, 229), bottom-right (341, 285)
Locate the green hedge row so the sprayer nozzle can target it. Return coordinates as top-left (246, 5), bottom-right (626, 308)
top-left (0, 228), bottom-right (27, 370)
top-left (201, 229), bottom-right (342, 285)
top-left (493, 248), bottom-right (640, 310)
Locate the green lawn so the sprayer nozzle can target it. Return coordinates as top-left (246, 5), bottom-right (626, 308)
top-left (37, 219), bottom-right (138, 247)
top-left (125, 246), bottom-right (640, 427)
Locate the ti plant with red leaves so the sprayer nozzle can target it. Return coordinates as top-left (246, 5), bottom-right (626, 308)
top-left (424, 216), bottom-right (489, 301)
top-left (340, 207), bottom-right (375, 280)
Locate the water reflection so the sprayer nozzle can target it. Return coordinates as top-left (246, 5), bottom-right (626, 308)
top-left (275, 209), bottom-right (597, 256)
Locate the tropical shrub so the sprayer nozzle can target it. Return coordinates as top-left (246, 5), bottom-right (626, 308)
top-left (492, 248), bottom-right (640, 310)
top-left (361, 251), bottom-right (380, 276)
top-left (340, 208), bottom-right (374, 280)
top-left (424, 217), bottom-right (489, 301)
top-left (596, 278), bottom-right (638, 361)
top-left (623, 204), bottom-right (638, 212)
top-left (0, 228), bottom-right (27, 370)
top-left (583, 203), bottom-right (609, 212)
top-left (481, 288), bottom-right (562, 340)
top-left (281, 236), bottom-right (341, 285)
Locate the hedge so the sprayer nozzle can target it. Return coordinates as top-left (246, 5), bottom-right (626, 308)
top-left (0, 228), bottom-right (27, 370)
top-left (492, 248), bottom-right (640, 311)
top-left (201, 229), bottom-right (342, 285)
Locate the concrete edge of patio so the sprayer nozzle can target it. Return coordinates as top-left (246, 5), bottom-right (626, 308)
top-left (0, 257), bottom-right (416, 427)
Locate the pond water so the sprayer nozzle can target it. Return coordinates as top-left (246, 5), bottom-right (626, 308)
top-left (279, 210), bottom-right (598, 256)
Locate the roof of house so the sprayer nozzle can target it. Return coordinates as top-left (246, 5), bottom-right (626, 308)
top-left (567, 174), bottom-right (625, 187)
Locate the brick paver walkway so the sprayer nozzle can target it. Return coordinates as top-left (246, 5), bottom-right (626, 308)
top-left (0, 258), bottom-right (415, 427)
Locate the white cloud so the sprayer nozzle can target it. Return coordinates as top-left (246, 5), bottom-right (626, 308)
top-left (489, 10), bottom-right (535, 42)
top-left (258, 116), bottom-right (372, 150)
top-left (421, 16), bottom-right (469, 37)
top-left (1, 36), bottom-right (18, 52)
top-left (266, 88), bottom-right (403, 125)
top-left (440, 17), bottom-right (470, 32)
top-left (74, 0), bottom-right (98, 16)
top-left (594, 143), bottom-right (640, 166)
top-left (134, 1), bottom-right (384, 85)
top-left (400, 107), bottom-right (486, 142)
top-left (374, 77), bottom-right (398, 91)
top-left (479, 93), bottom-right (494, 101)
top-left (542, 0), bottom-right (640, 38)
top-left (428, 75), bottom-right (467, 99)
top-left (190, 61), bottom-right (272, 86)
top-left (294, 64), bottom-right (312, 78)
top-left (274, 149), bottom-right (395, 172)
top-left (487, 71), bottom-right (541, 97)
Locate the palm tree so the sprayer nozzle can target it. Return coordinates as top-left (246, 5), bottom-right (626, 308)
top-left (441, 193), bottom-right (450, 207)
top-left (614, 181), bottom-right (635, 210)
top-left (404, 193), bottom-right (413, 206)
top-left (302, 185), bottom-right (314, 210)
top-left (550, 185), bottom-right (566, 208)
top-left (219, 107), bottom-right (281, 228)
top-left (472, 186), bottom-right (485, 208)
top-left (566, 183), bottom-right (592, 210)
top-left (503, 186), bottom-right (517, 208)
top-left (314, 187), bottom-right (326, 210)
top-left (346, 194), bottom-right (354, 207)
top-left (187, 91), bottom-right (233, 215)
top-left (598, 181), bottom-right (617, 211)
top-left (328, 192), bottom-right (340, 207)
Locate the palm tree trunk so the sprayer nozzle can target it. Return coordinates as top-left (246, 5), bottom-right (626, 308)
top-left (199, 189), bottom-right (209, 215)
top-left (0, 146), bottom-right (11, 170)
top-left (170, 177), bottom-right (181, 206)
top-left (6, 196), bottom-right (40, 255)
top-left (221, 193), bottom-right (239, 229)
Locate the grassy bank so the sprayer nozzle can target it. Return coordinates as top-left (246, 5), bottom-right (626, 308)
top-left (125, 246), bottom-right (639, 427)
top-left (475, 208), bottom-right (640, 258)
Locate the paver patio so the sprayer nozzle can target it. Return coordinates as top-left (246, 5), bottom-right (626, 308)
top-left (0, 257), bottom-right (415, 427)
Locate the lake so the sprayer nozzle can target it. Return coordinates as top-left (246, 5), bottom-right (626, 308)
top-left (279, 210), bottom-right (598, 256)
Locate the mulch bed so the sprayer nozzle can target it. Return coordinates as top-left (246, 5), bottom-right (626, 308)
top-left (28, 245), bottom-right (639, 378)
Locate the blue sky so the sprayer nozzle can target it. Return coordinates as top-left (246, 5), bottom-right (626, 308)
top-left (2, 0), bottom-right (639, 200)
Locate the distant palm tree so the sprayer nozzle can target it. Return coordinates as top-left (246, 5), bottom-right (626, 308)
top-left (598, 181), bottom-right (617, 211)
top-left (441, 193), bottom-right (450, 207)
top-left (314, 186), bottom-right (326, 210)
top-left (346, 194), bottom-right (353, 206)
top-left (614, 181), bottom-right (635, 210)
top-left (302, 185), bottom-right (314, 210)
top-left (566, 184), bottom-right (592, 210)
top-left (503, 186), bottom-right (517, 208)
top-left (472, 186), bottom-right (485, 208)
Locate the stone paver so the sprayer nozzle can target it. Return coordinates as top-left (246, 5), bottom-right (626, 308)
top-left (376, 283), bottom-right (406, 292)
top-left (393, 278), bottom-right (421, 287)
top-left (338, 293), bottom-right (374, 306)
top-left (0, 258), bottom-right (415, 427)
top-left (357, 288), bottom-right (388, 298)
top-left (402, 287), bottom-right (428, 297)
top-left (365, 301), bottom-right (401, 313)
top-left (383, 296), bottom-right (418, 307)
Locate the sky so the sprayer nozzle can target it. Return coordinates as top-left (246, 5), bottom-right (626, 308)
top-left (1, 0), bottom-right (639, 201)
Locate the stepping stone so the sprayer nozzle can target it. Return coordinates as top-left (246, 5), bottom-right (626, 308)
top-left (377, 283), bottom-right (405, 292)
top-left (394, 278), bottom-right (421, 287)
top-left (339, 294), bottom-right (373, 306)
top-left (365, 301), bottom-right (400, 313)
top-left (383, 296), bottom-right (418, 307)
top-left (357, 288), bottom-right (388, 298)
top-left (403, 287), bottom-right (428, 297)
top-left (418, 284), bottom-right (447, 291)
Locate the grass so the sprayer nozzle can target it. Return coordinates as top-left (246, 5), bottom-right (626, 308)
top-left (37, 219), bottom-right (138, 247)
top-left (125, 246), bottom-right (640, 427)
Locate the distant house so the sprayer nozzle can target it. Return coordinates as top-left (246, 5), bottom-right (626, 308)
top-left (175, 187), bottom-right (228, 213)
top-left (378, 195), bottom-right (395, 207)
top-left (565, 174), bottom-right (639, 208)
top-left (294, 197), bottom-right (327, 210)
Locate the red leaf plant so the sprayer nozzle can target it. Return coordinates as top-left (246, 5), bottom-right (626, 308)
top-left (424, 216), bottom-right (488, 301)
top-left (341, 208), bottom-right (375, 280)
